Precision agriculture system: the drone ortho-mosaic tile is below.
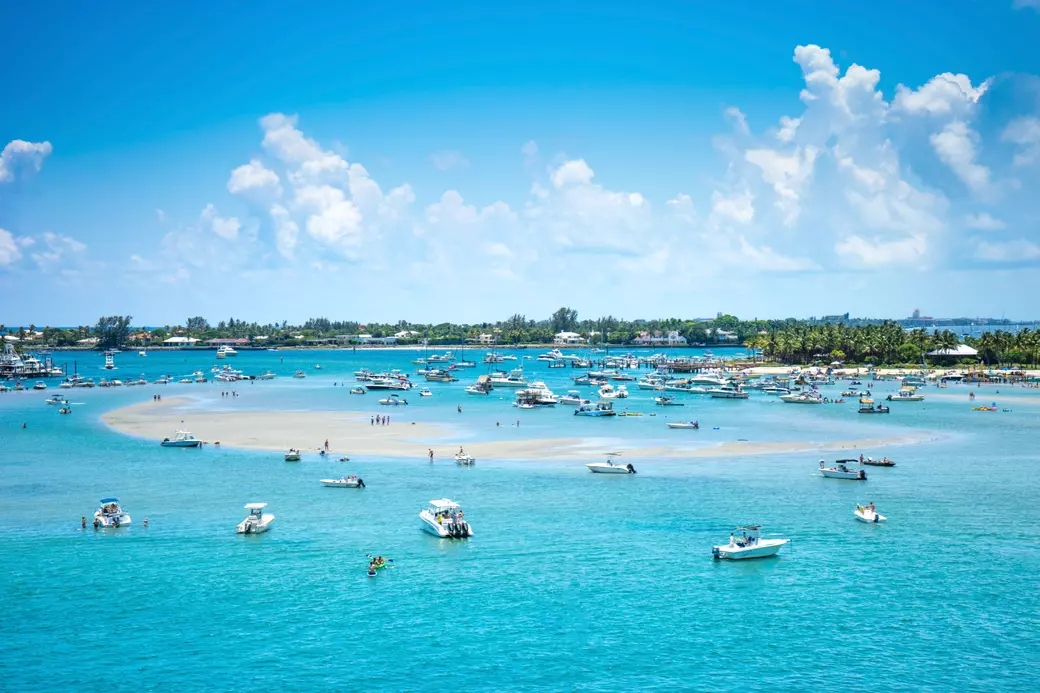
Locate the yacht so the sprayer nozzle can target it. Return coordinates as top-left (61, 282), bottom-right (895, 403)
top-left (94, 498), bottom-right (131, 528)
top-left (515, 382), bottom-right (558, 406)
top-left (709, 383), bottom-right (749, 399)
top-left (712, 526), bottom-right (788, 560)
top-left (762, 385), bottom-right (792, 395)
top-left (819, 459), bottom-right (867, 480)
top-left (236, 503), bottom-right (274, 534)
top-left (537, 348), bottom-right (565, 362)
top-left (488, 368), bottom-right (528, 388)
top-left (637, 378), bottom-right (665, 390)
top-left (780, 391), bottom-right (823, 404)
top-left (419, 499), bottom-right (473, 538)
top-left (465, 379), bottom-right (493, 396)
top-left (558, 390), bottom-right (589, 406)
top-left (160, 430), bottom-right (202, 448)
top-left (586, 453), bottom-right (635, 474)
top-left (574, 401), bottom-right (617, 417)
top-left (689, 374), bottom-right (726, 386)
top-left (321, 476), bottom-right (365, 488)
top-left (854, 504), bottom-right (886, 523)
top-left (378, 394), bottom-right (408, 406)
top-left (426, 351), bottom-right (455, 363)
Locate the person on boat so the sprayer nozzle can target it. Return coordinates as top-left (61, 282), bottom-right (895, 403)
top-left (868, 502), bottom-right (876, 514)
top-left (859, 454), bottom-right (865, 463)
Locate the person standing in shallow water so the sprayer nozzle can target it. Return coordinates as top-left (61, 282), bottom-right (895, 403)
top-left (428, 448), bottom-right (434, 463)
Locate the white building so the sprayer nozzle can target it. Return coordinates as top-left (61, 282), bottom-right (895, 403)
top-left (163, 336), bottom-right (199, 346)
top-left (633, 330), bottom-right (687, 346)
top-left (355, 334), bottom-right (397, 345)
top-left (468, 333), bottom-right (498, 345)
top-left (554, 331), bottom-right (583, 345)
top-left (394, 330), bottom-right (421, 340)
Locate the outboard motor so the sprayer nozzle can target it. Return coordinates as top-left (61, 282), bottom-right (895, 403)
top-left (357, 478), bottom-right (365, 488)
top-left (712, 546), bottom-right (721, 560)
top-left (627, 464), bottom-right (636, 474)
top-left (859, 470), bottom-right (867, 480)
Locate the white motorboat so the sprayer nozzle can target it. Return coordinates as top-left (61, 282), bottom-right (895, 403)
top-left (139, 351), bottom-right (146, 356)
top-left (419, 387), bottom-right (432, 397)
top-left (819, 459), bottom-right (867, 480)
top-left (887, 387), bottom-right (925, 402)
top-left (94, 498), bottom-right (131, 528)
top-left (853, 504), bottom-right (886, 523)
top-left (667, 421), bottom-right (700, 429)
top-left (712, 526), bottom-right (788, 560)
top-left (598, 383), bottom-right (628, 399)
top-left (585, 452), bottom-right (635, 474)
top-left (257, 370), bottom-right (276, 380)
top-left (293, 370), bottom-right (306, 379)
top-left (45, 394), bottom-right (68, 405)
top-left (574, 401), bottom-right (617, 417)
top-left (637, 378), bottom-right (665, 390)
top-left (454, 453), bottom-right (476, 466)
top-left (349, 386), bottom-right (366, 394)
top-left (709, 383), bottom-right (749, 399)
top-left (780, 391), bottom-right (823, 404)
top-left (654, 395), bottom-right (684, 406)
top-left (514, 382), bottom-right (559, 406)
top-left (378, 394), bottom-right (409, 406)
top-left (160, 430), bottom-right (202, 448)
top-left (104, 353), bottom-right (116, 370)
top-left (32, 381), bottom-right (47, 390)
top-left (321, 476), bottom-right (365, 488)
top-left (419, 499), bottom-right (473, 538)
top-left (762, 385), bottom-right (792, 395)
top-left (236, 503), bottom-right (274, 534)
top-left (558, 390), bottom-right (589, 406)
top-left (216, 345), bottom-right (238, 357)
top-left (284, 449), bottom-right (301, 462)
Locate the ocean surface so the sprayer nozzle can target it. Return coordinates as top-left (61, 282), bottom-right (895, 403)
top-left (2, 347), bottom-right (1038, 692)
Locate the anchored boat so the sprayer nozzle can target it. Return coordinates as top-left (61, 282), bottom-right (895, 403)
top-left (712, 525), bottom-right (788, 560)
top-left (419, 499), bottom-right (473, 538)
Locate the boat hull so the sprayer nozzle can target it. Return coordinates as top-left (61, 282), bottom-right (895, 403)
top-left (712, 539), bottom-right (787, 560)
top-left (160, 440), bottom-right (201, 448)
top-left (586, 463), bottom-right (633, 474)
top-left (854, 509), bottom-right (886, 523)
top-left (821, 469), bottom-right (866, 480)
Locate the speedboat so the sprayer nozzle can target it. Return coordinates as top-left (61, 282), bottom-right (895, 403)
top-left (419, 387), bottom-right (432, 397)
top-left (321, 476), bottom-right (365, 488)
top-left (454, 453), bottom-right (476, 466)
top-left (488, 368), bottom-right (528, 388)
top-left (236, 503), bottom-right (274, 534)
top-left (284, 449), bottom-right (301, 462)
top-left (819, 459), bottom-right (867, 480)
top-left (349, 386), bottom-right (366, 394)
top-left (586, 453), bottom-right (635, 474)
top-left (598, 384), bottom-right (628, 399)
top-left (378, 394), bottom-right (408, 406)
top-left (465, 384), bottom-right (491, 395)
top-left (45, 394), bottom-right (68, 405)
top-left (94, 498), bottom-right (131, 528)
top-left (709, 384), bottom-right (749, 399)
top-left (32, 381), bottom-right (47, 390)
top-left (654, 395), bottom-right (684, 406)
top-left (574, 401), bottom-right (616, 417)
top-left (712, 526), bottom-right (788, 560)
top-left (160, 430), bottom-right (202, 447)
top-left (762, 385), bottom-right (791, 395)
top-left (293, 370), bottom-right (306, 379)
top-left (780, 391), bottom-right (823, 404)
top-left (419, 499), bottom-right (473, 538)
top-left (667, 421), bottom-right (699, 429)
top-left (257, 370), bottom-right (276, 380)
top-left (853, 504), bottom-right (886, 523)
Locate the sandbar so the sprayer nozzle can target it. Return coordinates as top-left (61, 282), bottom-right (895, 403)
top-left (102, 397), bottom-right (934, 461)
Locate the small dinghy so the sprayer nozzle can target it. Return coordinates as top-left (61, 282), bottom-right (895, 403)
top-left (854, 504), bottom-right (886, 523)
top-left (861, 456), bottom-right (895, 467)
top-left (367, 555), bottom-right (392, 576)
top-left (454, 453), bottom-right (476, 466)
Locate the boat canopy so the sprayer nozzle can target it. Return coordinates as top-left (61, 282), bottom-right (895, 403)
top-left (428, 499), bottom-right (460, 511)
top-left (100, 497), bottom-right (119, 504)
top-left (733, 525), bottom-right (761, 532)
top-left (244, 502), bottom-right (268, 510)
top-left (860, 397), bottom-right (874, 404)
top-left (835, 459), bottom-right (859, 464)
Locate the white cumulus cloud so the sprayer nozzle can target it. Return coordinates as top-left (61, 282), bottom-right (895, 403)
top-left (227, 158), bottom-right (282, 199)
top-left (0, 139), bottom-right (53, 183)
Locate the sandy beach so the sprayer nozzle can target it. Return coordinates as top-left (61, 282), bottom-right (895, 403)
top-left (102, 397), bottom-right (933, 461)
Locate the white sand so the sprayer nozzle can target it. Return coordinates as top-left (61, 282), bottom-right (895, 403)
top-left (102, 397), bottom-right (932, 461)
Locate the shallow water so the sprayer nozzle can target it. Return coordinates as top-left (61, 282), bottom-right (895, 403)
top-left (2, 348), bottom-right (1038, 691)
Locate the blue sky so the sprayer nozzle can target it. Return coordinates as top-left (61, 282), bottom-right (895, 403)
top-left (2, 0), bottom-right (1040, 325)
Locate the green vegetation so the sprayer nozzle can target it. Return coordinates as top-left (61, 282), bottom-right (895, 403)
top-left (2, 311), bottom-right (1039, 367)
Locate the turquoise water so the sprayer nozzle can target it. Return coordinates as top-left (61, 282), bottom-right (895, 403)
top-left (2, 349), bottom-right (1039, 691)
